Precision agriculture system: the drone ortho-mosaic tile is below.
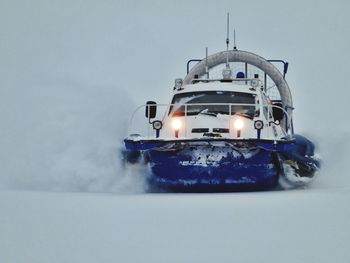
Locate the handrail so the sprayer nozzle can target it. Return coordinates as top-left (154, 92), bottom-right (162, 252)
top-left (187, 59), bottom-right (202, 74)
top-left (190, 78), bottom-right (260, 84)
top-left (128, 102), bottom-right (293, 138)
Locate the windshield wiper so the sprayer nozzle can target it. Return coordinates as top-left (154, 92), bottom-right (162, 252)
top-left (199, 112), bottom-right (217, 117)
top-left (198, 109), bottom-right (218, 117)
top-left (232, 112), bottom-right (254, 119)
top-left (172, 109), bottom-right (231, 117)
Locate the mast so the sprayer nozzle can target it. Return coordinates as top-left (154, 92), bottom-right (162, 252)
top-left (226, 13), bottom-right (230, 68)
top-left (205, 47), bottom-right (209, 79)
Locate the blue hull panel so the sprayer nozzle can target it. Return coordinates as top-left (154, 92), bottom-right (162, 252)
top-left (147, 142), bottom-right (279, 192)
top-left (123, 136), bottom-right (320, 192)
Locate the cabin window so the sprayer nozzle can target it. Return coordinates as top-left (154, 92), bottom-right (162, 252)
top-left (169, 91), bottom-right (256, 118)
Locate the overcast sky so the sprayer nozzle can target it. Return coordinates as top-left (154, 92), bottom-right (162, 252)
top-left (1, 0), bottom-right (349, 120)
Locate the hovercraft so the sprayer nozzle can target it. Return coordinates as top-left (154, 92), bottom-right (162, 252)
top-left (123, 34), bottom-right (320, 192)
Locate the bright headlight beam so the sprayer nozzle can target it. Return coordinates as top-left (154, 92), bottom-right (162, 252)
top-left (172, 119), bottom-right (182, 130)
top-left (234, 118), bottom-right (244, 130)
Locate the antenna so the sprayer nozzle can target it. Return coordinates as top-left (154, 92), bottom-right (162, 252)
top-left (226, 13), bottom-right (230, 50)
top-left (205, 47), bottom-right (209, 79)
top-left (222, 13), bottom-right (232, 80)
top-left (233, 29), bottom-right (237, 50)
top-left (226, 13), bottom-right (230, 68)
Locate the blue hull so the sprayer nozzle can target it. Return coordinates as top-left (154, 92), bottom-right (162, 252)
top-left (147, 143), bottom-right (279, 192)
top-left (123, 136), bottom-right (320, 192)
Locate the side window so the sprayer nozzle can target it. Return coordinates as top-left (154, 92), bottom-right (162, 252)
top-left (254, 96), bottom-right (260, 117)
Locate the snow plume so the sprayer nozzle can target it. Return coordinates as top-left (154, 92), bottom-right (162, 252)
top-left (312, 131), bottom-right (350, 190)
top-left (0, 82), bottom-right (147, 193)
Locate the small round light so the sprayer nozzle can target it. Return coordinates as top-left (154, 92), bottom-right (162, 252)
top-left (172, 119), bottom-right (182, 130)
top-left (222, 68), bottom-right (232, 79)
top-left (234, 119), bottom-right (244, 130)
top-left (152, 120), bottom-right (162, 130)
top-left (254, 120), bottom-right (264, 130)
top-left (175, 78), bottom-right (183, 89)
top-left (251, 79), bottom-right (259, 88)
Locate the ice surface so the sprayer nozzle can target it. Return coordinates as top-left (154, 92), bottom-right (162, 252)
top-left (1, 189), bottom-right (350, 263)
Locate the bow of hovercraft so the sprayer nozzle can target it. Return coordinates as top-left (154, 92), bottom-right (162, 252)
top-left (145, 140), bottom-right (280, 192)
top-left (124, 136), bottom-right (319, 192)
top-left (122, 47), bottom-right (320, 192)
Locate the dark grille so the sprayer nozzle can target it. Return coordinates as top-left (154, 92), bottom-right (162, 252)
top-left (192, 128), bottom-right (209, 133)
top-left (213, 128), bottom-right (230, 133)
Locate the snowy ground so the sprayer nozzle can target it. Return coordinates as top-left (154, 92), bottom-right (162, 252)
top-left (1, 188), bottom-right (350, 263)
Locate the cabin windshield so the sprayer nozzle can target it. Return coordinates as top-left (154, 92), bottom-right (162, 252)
top-left (169, 91), bottom-right (257, 118)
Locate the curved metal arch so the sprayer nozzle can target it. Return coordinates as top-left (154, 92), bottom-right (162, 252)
top-left (183, 49), bottom-right (293, 110)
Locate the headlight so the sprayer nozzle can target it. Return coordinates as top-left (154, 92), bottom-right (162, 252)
top-left (152, 120), bottom-right (163, 130)
top-left (172, 119), bottom-right (182, 130)
top-left (234, 119), bottom-right (244, 130)
top-left (254, 120), bottom-right (264, 130)
top-left (174, 78), bottom-right (183, 90)
top-left (251, 79), bottom-right (259, 88)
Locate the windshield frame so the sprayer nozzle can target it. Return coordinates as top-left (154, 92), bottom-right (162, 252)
top-left (168, 91), bottom-right (258, 117)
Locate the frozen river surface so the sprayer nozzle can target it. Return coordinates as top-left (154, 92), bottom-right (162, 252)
top-left (1, 187), bottom-right (349, 263)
